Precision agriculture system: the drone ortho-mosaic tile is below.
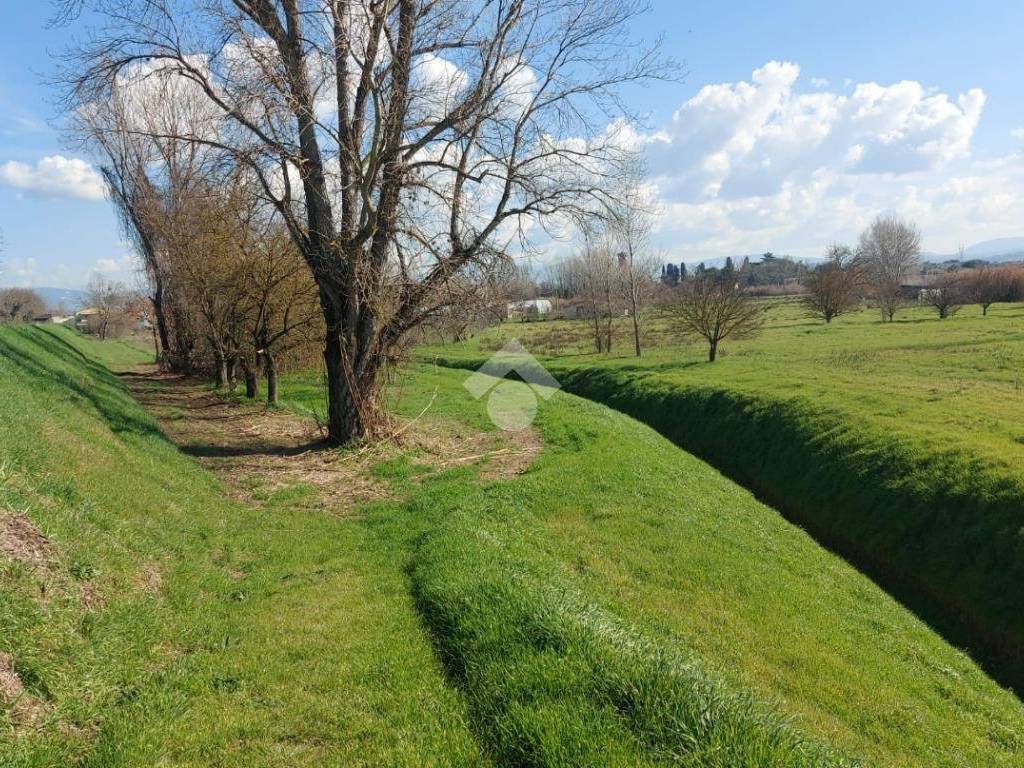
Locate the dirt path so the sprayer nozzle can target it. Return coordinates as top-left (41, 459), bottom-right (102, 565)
top-left (121, 367), bottom-right (541, 513)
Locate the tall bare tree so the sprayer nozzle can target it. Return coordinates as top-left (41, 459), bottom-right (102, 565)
top-left (86, 275), bottom-right (136, 339)
top-left (74, 69), bottom-right (208, 371)
top-left (570, 234), bottom-right (619, 353)
top-left (62, 0), bottom-right (666, 443)
top-left (665, 275), bottom-right (763, 362)
top-left (610, 158), bottom-right (658, 356)
top-left (857, 214), bottom-right (921, 322)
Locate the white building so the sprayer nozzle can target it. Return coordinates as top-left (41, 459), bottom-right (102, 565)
top-left (506, 298), bottom-right (553, 322)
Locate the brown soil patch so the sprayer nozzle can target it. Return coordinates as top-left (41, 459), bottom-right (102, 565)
top-left (138, 563), bottom-right (163, 593)
top-left (0, 508), bottom-right (106, 610)
top-left (0, 511), bottom-right (54, 575)
top-left (0, 652), bottom-right (47, 730)
top-left (78, 582), bottom-right (105, 611)
top-left (121, 368), bottom-right (540, 514)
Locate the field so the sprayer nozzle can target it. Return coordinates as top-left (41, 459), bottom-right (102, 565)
top-left (2, 319), bottom-right (1024, 766)
top-left (424, 299), bottom-right (1024, 691)
top-left (422, 299), bottom-right (1024, 470)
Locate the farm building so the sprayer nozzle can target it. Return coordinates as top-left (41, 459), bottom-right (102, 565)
top-left (507, 298), bottom-right (553, 322)
top-left (31, 314), bottom-right (73, 326)
top-left (75, 307), bottom-right (104, 334)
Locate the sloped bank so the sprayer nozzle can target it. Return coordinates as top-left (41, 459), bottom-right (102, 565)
top-left (405, 455), bottom-right (854, 768)
top-left (553, 366), bottom-right (1024, 693)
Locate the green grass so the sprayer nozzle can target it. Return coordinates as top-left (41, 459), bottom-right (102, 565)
top-left (424, 301), bottom-right (1024, 692)
top-left (0, 326), bottom-right (483, 767)
top-left (5, 324), bottom-right (1024, 766)
top-left (275, 359), bottom-right (1024, 767)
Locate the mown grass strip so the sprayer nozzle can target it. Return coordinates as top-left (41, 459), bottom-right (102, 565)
top-left (405, 473), bottom-right (853, 768)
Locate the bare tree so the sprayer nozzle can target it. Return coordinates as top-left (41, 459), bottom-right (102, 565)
top-left (802, 244), bottom-right (860, 323)
top-left (86, 275), bottom-right (135, 339)
top-left (610, 158), bottom-right (659, 356)
top-left (925, 271), bottom-right (964, 320)
top-left (74, 70), bottom-right (208, 372)
top-left (665, 275), bottom-right (763, 362)
top-left (857, 214), bottom-right (921, 322)
top-left (571, 235), bottom-right (619, 353)
top-left (0, 289), bottom-right (46, 323)
top-left (237, 221), bottom-right (321, 403)
top-left (62, 0), bottom-right (667, 443)
top-left (422, 261), bottom-right (518, 343)
top-left (967, 266), bottom-right (1010, 316)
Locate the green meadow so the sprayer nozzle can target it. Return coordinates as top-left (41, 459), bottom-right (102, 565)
top-left (425, 299), bottom-right (1024, 691)
top-left (2, 319), bottom-right (1024, 766)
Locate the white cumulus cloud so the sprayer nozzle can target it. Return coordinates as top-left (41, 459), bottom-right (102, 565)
top-left (630, 62), bottom-right (1019, 259)
top-left (0, 155), bottom-right (106, 201)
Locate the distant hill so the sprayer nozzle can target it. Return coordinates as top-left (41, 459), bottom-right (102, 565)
top-left (962, 238), bottom-right (1024, 262)
top-left (32, 287), bottom-right (88, 312)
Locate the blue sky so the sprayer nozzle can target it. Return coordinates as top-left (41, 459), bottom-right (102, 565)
top-left (3, 1), bottom-right (1024, 288)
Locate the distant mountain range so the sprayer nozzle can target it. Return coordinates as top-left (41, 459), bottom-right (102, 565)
top-left (961, 238), bottom-right (1024, 262)
top-left (921, 238), bottom-right (1024, 263)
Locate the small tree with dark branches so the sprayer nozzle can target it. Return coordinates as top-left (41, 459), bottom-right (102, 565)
top-left (664, 275), bottom-right (764, 362)
top-left (802, 244), bottom-right (860, 323)
top-left (967, 266), bottom-right (1010, 316)
top-left (925, 272), bottom-right (965, 320)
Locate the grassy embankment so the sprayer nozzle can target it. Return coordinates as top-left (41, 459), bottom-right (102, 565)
top-left (276, 354), bottom-right (1024, 767)
top-left (4, 323), bottom-right (1024, 766)
top-left (0, 325), bottom-right (483, 767)
top-left (423, 300), bottom-right (1024, 694)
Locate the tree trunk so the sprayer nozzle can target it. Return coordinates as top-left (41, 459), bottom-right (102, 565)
top-left (227, 356), bottom-right (239, 391)
top-left (152, 279), bottom-right (171, 369)
top-left (630, 302), bottom-right (641, 357)
top-left (150, 323), bottom-right (160, 363)
top-left (708, 339), bottom-right (718, 362)
top-left (589, 303), bottom-right (603, 353)
top-left (323, 324), bottom-right (368, 444)
top-left (214, 354), bottom-right (228, 389)
top-left (241, 357), bottom-right (258, 399)
top-left (265, 352), bottom-right (278, 405)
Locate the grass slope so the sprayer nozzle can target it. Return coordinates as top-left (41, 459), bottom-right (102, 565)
top-left (0, 326), bottom-right (483, 767)
top-left (425, 302), bottom-right (1024, 691)
top-left (278, 363), bottom-right (1024, 767)
top-left (4, 324), bottom-right (1024, 767)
